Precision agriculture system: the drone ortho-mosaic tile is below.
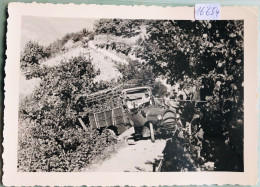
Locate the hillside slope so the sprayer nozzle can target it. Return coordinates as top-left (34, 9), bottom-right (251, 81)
top-left (19, 35), bottom-right (136, 97)
top-left (20, 32), bottom-right (172, 98)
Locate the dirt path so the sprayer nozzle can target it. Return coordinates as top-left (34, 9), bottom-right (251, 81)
top-left (84, 128), bottom-right (167, 172)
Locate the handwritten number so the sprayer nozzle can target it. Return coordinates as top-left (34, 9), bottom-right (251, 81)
top-left (211, 7), bottom-right (215, 16)
top-left (195, 7), bottom-right (201, 15)
top-left (206, 7), bottom-right (211, 16)
top-left (195, 5), bottom-right (220, 19)
top-left (215, 8), bottom-right (220, 17)
top-left (200, 7), bottom-right (205, 15)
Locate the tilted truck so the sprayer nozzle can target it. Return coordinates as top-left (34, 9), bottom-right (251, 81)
top-left (84, 85), bottom-right (180, 142)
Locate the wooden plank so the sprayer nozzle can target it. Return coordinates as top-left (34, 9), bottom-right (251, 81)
top-left (112, 108), bottom-right (115, 126)
top-left (94, 113), bottom-right (99, 128)
top-left (156, 159), bottom-right (163, 172)
top-left (104, 111), bottom-right (108, 126)
top-left (96, 112), bottom-right (107, 127)
top-left (89, 114), bottom-right (97, 129)
top-left (121, 108), bottom-right (126, 124)
top-left (78, 118), bottom-right (88, 132)
top-left (105, 110), bottom-right (113, 125)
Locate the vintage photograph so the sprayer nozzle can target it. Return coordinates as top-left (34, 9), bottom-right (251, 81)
top-left (18, 16), bottom-right (244, 172)
top-left (3, 3), bottom-right (258, 186)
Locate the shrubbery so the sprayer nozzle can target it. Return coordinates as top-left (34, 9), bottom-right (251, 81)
top-left (115, 60), bottom-right (155, 86)
top-left (43, 29), bottom-right (95, 59)
top-left (20, 41), bottom-right (48, 75)
top-left (20, 41), bottom-right (46, 66)
top-left (18, 55), bottom-right (117, 171)
top-left (18, 120), bottom-right (117, 171)
top-left (96, 41), bottom-right (131, 56)
top-left (21, 55), bottom-right (100, 127)
top-left (95, 19), bottom-right (145, 38)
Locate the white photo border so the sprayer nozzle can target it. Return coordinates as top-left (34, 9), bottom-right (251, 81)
top-left (3, 3), bottom-right (258, 186)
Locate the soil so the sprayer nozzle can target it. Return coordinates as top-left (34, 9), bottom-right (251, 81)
top-left (83, 127), bottom-right (166, 172)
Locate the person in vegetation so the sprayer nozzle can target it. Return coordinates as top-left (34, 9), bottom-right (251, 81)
top-left (171, 91), bottom-right (181, 116)
top-left (163, 91), bottom-right (183, 128)
top-left (164, 91), bottom-right (181, 113)
top-left (163, 92), bottom-right (171, 109)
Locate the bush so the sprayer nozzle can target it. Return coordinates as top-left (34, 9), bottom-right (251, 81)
top-left (20, 41), bottom-right (49, 76)
top-left (22, 55), bottom-right (99, 128)
top-left (115, 60), bottom-right (155, 86)
top-left (96, 41), bottom-right (131, 56)
top-left (18, 122), bottom-right (117, 172)
top-left (21, 41), bottom-right (46, 66)
top-left (72, 32), bottom-right (84, 43)
top-left (18, 55), bottom-right (117, 171)
top-left (95, 19), bottom-right (144, 38)
top-left (44, 29), bottom-right (95, 59)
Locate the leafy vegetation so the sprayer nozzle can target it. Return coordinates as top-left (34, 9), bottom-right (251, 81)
top-left (95, 19), bottom-right (145, 38)
top-left (44, 29), bottom-right (95, 58)
top-left (143, 20), bottom-right (244, 171)
top-left (19, 19), bottom-right (244, 172)
top-left (18, 118), bottom-right (117, 172)
top-left (115, 60), bottom-right (155, 86)
top-left (18, 55), bottom-right (117, 171)
top-left (95, 41), bottom-right (132, 56)
top-left (95, 19), bottom-right (244, 171)
top-left (20, 41), bottom-right (46, 65)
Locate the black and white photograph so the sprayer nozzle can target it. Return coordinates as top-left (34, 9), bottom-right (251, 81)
top-left (3, 3), bottom-right (258, 186)
top-left (18, 16), bottom-right (244, 172)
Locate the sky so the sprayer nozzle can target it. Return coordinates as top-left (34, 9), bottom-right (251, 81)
top-left (21, 16), bottom-right (97, 47)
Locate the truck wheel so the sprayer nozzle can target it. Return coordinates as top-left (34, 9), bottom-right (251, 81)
top-left (149, 123), bottom-right (155, 143)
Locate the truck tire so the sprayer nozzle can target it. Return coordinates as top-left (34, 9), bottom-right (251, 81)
top-left (149, 123), bottom-right (155, 143)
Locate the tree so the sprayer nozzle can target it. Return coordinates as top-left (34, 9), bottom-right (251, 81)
top-left (95, 19), bottom-right (146, 38)
top-left (94, 19), bottom-right (244, 171)
top-left (19, 55), bottom-right (119, 172)
top-left (115, 60), bottom-right (156, 86)
top-left (26, 55), bottom-right (101, 126)
top-left (138, 20), bottom-right (244, 171)
top-left (21, 41), bottom-right (46, 66)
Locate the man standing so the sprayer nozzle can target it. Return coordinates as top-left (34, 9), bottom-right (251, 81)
top-left (163, 92), bottom-right (179, 113)
top-left (163, 92), bottom-right (171, 109)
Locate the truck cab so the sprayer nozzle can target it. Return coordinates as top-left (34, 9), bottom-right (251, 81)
top-left (122, 86), bottom-right (178, 142)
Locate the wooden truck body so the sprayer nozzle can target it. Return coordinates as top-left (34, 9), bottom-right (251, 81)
top-left (88, 107), bottom-right (130, 134)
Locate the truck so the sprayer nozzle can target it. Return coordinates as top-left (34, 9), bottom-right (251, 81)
top-left (85, 85), bottom-right (180, 142)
